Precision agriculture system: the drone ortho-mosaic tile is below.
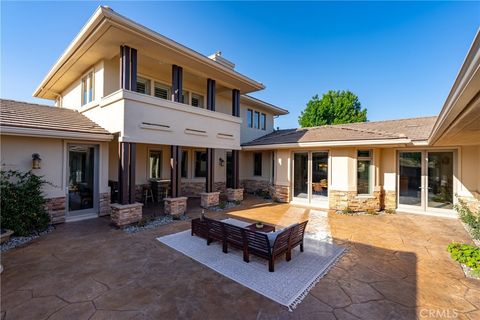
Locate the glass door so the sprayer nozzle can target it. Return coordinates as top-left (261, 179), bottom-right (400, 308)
top-left (427, 152), bottom-right (454, 210)
top-left (68, 145), bottom-right (98, 216)
top-left (398, 150), bottom-right (455, 213)
top-left (293, 152), bottom-right (309, 202)
top-left (311, 152), bottom-right (329, 207)
top-left (398, 151), bottom-right (423, 209)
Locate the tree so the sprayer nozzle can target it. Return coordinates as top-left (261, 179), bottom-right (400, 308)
top-left (298, 90), bottom-right (367, 127)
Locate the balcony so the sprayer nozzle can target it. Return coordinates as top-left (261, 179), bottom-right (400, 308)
top-left (82, 89), bottom-right (242, 150)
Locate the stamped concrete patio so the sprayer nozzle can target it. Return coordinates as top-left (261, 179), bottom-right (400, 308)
top-left (1, 197), bottom-right (479, 319)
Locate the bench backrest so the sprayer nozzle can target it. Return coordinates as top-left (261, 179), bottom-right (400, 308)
top-left (223, 223), bottom-right (245, 245)
top-left (272, 227), bottom-right (291, 253)
top-left (204, 217), bottom-right (224, 238)
top-left (244, 229), bottom-right (270, 255)
top-left (290, 220), bottom-right (308, 245)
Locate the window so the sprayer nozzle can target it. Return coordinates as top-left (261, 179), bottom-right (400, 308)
top-left (191, 93), bottom-right (204, 108)
top-left (253, 153), bottom-right (262, 176)
top-left (154, 82), bottom-right (169, 100)
top-left (195, 151), bottom-right (207, 177)
top-left (136, 77), bottom-right (151, 95)
top-left (357, 150), bottom-right (373, 194)
top-left (247, 109), bottom-right (253, 128)
top-left (181, 151), bottom-right (188, 178)
top-left (149, 150), bottom-right (162, 179)
top-left (81, 72), bottom-right (94, 105)
top-left (261, 113), bottom-right (266, 130)
top-left (182, 90), bottom-right (190, 105)
top-left (254, 111), bottom-right (260, 129)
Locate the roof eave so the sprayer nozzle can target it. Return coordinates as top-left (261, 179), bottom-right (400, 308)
top-left (240, 95), bottom-right (289, 115)
top-left (1, 125), bottom-right (114, 141)
top-left (242, 138), bottom-right (412, 150)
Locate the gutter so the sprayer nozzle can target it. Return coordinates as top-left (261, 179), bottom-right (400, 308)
top-left (1, 126), bottom-right (114, 142)
top-left (241, 138), bottom-right (412, 150)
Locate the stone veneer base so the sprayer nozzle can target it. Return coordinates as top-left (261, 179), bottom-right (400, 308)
top-left (269, 185), bottom-right (290, 203)
top-left (110, 202), bottom-right (143, 227)
top-left (164, 197), bottom-right (188, 218)
top-left (200, 192), bottom-right (220, 208)
top-left (329, 187), bottom-right (383, 212)
top-left (226, 188), bottom-right (244, 202)
top-left (45, 197), bottom-right (66, 224)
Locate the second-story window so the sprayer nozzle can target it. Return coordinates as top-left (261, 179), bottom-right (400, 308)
top-left (154, 82), bottom-right (169, 100)
top-left (247, 109), bottom-right (253, 128)
top-left (182, 90), bottom-right (190, 105)
top-left (254, 111), bottom-right (260, 129)
top-left (136, 77), bottom-right (150, 95)
top-left (81, 72), bottom-right (94, 105)
top-left (261, 113), bottom-right (266, 130)
top-left (191, 93), bottom-right (204, 108)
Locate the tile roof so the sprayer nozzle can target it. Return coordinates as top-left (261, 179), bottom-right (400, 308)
top-left (0, 99), bottom-right (111, 135)
top-left (243, 116), bottom-right (437, 146)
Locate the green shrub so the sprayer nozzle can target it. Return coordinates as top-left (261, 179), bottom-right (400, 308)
top-left (454, 198), bottom-right (480, 240)
top-left (447, 242), bottom-right (480, 275)
top-left (341, 207), bottom-right (353, 215)
top-left (366, 209), bottom-right (378, 215)
top-left (219, 201), bottom-right (226, 209)
top-left (1, 170), bottom-right (51, 236)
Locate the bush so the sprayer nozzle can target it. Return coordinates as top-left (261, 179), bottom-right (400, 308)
top-left (454, 198), bottom-right (480, 240)
top-left (1, 170), bottom-right (51, 236)
top-left (385, 208), bottom-right (396, 214)
top-left (447, 242), bottom-right (480, 276)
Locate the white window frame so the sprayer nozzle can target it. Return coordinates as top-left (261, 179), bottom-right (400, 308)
top-left (148, 149), bottom-right (163, 180)
top-left (153, 81), bottom-right (170, 100)
top-left (136, 76), bottom-right (151, 95)
top-left (357, 149), bottom-right (374, 195)
top-left (191, 92), bottom-right (205, 108)
top-left (81, 70), bottom-right (94, 106)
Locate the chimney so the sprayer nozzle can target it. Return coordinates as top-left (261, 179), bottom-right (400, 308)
top-left (208, 51), bottom-right (235, 70)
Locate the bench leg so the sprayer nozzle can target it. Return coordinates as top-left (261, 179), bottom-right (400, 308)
top-left (243, 248), bottom-right (249, 263)
top-left (300, 243), bottom-right (304, 252)
top-left (268, 258), bottom-right (275, 272)
top-left (223, 241), bottom-right (228, 254)
top-left (286, 250), bottom-right (292, 262)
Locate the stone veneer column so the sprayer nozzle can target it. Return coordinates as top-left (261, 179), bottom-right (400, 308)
top-left (226, 188), bottom-right (244, 202)
top-left (329, 187), bottom-right (384, 212)
top-left (164, 197), bottom-right (188, 218)
top-left (269, 185), bottom-right (290, 203)
top-left (110, 202), bottom-right (143, 227)
top-left (200, 192), bottom-right (220, 208)
top-left (99, 192), bottom-right (111, 216)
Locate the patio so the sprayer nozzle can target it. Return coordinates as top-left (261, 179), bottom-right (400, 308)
top-left (1, 197), bottom-right (479, 319)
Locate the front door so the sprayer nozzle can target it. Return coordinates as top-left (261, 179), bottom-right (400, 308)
top-left (67, 144), bottom-right (98, 218)
top-left (398, 150), bottom-right (454, 214)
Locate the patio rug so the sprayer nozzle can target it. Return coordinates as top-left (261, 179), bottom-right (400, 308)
top-left (156, 218), bottom-right (345, 311)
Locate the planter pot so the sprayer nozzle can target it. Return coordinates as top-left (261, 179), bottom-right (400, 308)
top-left (0, 229), bottom-right (14, 244)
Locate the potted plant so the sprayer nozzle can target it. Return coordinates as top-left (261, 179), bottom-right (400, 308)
top-left (255, 221), bottom-right (264, 229)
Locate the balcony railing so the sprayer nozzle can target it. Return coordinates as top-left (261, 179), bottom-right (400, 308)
top-left (83, 89), bottom-right (242, 150)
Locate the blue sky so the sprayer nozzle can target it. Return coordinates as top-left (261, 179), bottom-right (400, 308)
top-left (1, 1), bottom-right (479, 129)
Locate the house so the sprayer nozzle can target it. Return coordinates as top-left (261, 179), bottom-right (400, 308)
top-left (0, 6), bottom-right (478, 224)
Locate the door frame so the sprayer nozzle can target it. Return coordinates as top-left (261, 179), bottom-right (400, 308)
top-left (396, 148), bottom-right (457, 215)
top-left (291, 150), bottom-right (330, 208)
top-left (66, 143), bottom-right (100, 218)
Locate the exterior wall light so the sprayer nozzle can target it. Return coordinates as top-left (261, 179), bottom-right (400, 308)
top-left (32, 153), bottom-right (41, 169)
top-left (219, 157), bottom-right (225, 167)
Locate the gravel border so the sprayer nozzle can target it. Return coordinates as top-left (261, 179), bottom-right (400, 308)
top-left (1, 225), bottom-right (55, 252)
top-left (209, 201), bottom-right (242, 212)
top-left (461, 263), bottom-right (480, 280)
top-left (123, 215), bottom-right (189, 234)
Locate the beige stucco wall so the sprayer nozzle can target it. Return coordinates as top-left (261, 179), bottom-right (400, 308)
top-left (0, 135), bottom-right (109, 199)
top-left (458, 145), bottom-right (480, 198)
top-left (239, 104), bottom-right (275, 144)
top-left (239, 150), bottom-right (273, 182)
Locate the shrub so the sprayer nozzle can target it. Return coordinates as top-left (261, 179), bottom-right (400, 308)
top-left (0, 170), bottom-right (51, 236)
top-left (341, 207), bottom-right (353, 215)
top-left (454, 198), bottom-right (480, 240)
top-left (366, 209), bottom-right (378, 215)
top-left (384, 208), bottom-right (396, 214)
top-left (447, 242), bottom-right (480, 276)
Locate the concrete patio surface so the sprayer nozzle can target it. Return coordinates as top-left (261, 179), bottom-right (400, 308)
top-left (1, 197), bottom-right (479, 319)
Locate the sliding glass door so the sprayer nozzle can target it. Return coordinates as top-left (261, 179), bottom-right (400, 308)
top-left (292, 151), bottom-right (329, 207)
top-left (398, 150), bottom-right (454, 213)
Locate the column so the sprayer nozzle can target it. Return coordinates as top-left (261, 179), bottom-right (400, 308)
top-left (118, 142), bottom-right (130, 205)
top-left (120, 45), bottom-right (137, 91)
top-left (170, 146), bottom-right (182, 198)
top-left (207, 78), bottom-right (216, 111)
top-left (171, 65), bottom-right (183, 102)
top-left (206, 148), bottom-right (215, 192)
top-left (129, 143), bottom-right (136, 204)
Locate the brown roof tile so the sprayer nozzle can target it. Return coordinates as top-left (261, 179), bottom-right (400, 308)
top-left (0, 99), bottom-right (111, 135)
top-left (243, 116), bottom-right (437, 146)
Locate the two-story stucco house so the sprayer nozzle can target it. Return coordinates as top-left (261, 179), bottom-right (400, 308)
top-left (1, 6), bottom-right (479, 225)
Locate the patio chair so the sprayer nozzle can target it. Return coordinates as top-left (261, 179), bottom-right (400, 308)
top-left (287, 220), bottom-right (308, 261)
top-left (244, 227), bottom-right (292, 272)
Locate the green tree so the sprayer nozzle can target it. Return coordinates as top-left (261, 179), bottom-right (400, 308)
top-left (298, 90), bottom-right (367, 127)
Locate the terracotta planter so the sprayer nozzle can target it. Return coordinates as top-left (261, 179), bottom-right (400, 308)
top-left (0, 229), bottom-right (14, 244)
